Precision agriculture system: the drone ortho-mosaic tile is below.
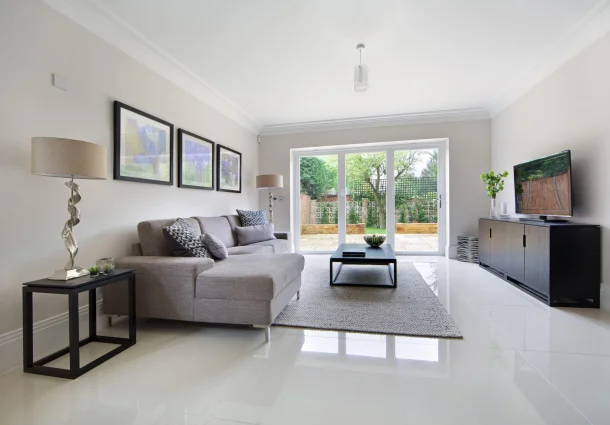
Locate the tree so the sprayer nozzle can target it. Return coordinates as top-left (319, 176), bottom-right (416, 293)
top-left (422, 150), bottom-right (438, 178)
top-left (299, 157), bottom-right (336, 200)
top-left (346, 151), bottom-right (420, 228)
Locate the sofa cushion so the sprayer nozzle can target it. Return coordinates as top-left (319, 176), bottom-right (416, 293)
top-left (224, 214), bottom-right (242, 229)
top-left (249, 239), bottom-right (289, 254)
top-left (138, 218), bottom-right (202, 257)
top-left (226, 245), bottom-right (273, 256)
top-left (163, 218), bottom-right (212, 258)
top-left (202, 233), bottom-right (228, 259)
top-left (234, 223), bottom-right (276, 246)
top-left (195, 254), bottom-right (305, 301)
top-left (195, 216), bottom-right (237, 248)
top-left (236, 209), bottom-right (268, 226)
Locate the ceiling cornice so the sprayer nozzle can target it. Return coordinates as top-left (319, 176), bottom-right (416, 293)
top-left (260, 108), bottom-right (490, 136)
top-left (42, 0), bottom-right (262, 133)
top-left (489, 0), bottom-right (610, 117)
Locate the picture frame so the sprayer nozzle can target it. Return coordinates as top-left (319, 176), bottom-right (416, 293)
top-left (216, 144), bottom-right (242, 193)
top-left (113, 101), bottom-right (174, 185)
top-left (178, 129), bottom-right (215, 190)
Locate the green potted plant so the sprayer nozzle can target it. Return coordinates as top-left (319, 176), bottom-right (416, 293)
top-left (88, 265), bottom-right (100, 277)
top-left (480, 171), bottom-right (509, 217)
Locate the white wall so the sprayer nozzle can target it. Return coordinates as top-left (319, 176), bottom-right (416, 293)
top-left (491, 31), bottom-right (610, 311)
top-left (260, 120), bottom-right (491, 253)
top-left (0, 0), bottom-right (258, 342)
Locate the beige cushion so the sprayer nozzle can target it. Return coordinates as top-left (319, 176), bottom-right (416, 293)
top-left (195, 254), bottom-right (305, 301)
top-left (226, 245), bottom-right (273, 255)
top-left (138, 218), bottom-right (201, 257)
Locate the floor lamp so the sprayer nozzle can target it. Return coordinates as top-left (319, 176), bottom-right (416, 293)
top-left (31, 137), bottom-right (107, 280)
top-left (256, 174), bottom-right (283, 223)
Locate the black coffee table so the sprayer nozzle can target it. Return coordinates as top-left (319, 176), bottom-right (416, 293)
top-left (330, 243), bottom-right (397, 288)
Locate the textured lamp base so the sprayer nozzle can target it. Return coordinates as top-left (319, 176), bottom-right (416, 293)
top-left (48, 268), bottom-right (89, 281)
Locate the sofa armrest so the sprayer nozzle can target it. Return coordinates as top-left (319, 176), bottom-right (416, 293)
top-left (104, 256), bottom-right (215, 320)
top-left (115, 256), bottom-right (214, 277)
top-left (274, 232), bottom-right (290, 240)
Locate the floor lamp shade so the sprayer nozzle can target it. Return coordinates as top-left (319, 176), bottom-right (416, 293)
top-left (256, 174), bottom-right (283, 189)
top-left (31, 137), bottom-right (107, 179)
top-left (256, 174), bottom-right (283, 223)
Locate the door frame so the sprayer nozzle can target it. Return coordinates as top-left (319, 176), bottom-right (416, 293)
top-left (292, 138), bottom-right (447, 256)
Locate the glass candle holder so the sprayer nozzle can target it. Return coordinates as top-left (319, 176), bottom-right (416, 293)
top-left (97, 257), bottom-right (115, 274)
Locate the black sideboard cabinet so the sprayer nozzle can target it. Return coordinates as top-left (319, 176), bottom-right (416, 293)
top-left (478, 218), bottom-right (600, 307)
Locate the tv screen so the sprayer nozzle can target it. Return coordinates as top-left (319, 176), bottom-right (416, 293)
top-left (514, 150), bottom-right (572, 217)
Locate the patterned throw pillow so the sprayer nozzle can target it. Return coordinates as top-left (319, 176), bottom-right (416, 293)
top-left (162, 218), bottom-right (211, 258)
top-left (236, 209), bottom-right (268, 226)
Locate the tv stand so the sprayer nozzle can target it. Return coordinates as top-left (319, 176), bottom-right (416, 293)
top-left (519, 216), bottom-right (568, 223)
top-left (479, 218), bottom-right (600, 307)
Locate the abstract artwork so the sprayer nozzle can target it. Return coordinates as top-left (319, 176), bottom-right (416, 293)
top-left (217, 144), bottom-right (241, 193)
top-left (178, 129), bottom-right (214, 190)
top-left (114, 101), bottom-right (174, 185)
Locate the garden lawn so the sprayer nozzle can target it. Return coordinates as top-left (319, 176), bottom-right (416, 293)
top-left (365, 227), bottom-right (387, 234)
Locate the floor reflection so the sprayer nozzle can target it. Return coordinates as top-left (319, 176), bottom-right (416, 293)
top-left (300, 330), bottom-right (441, 363)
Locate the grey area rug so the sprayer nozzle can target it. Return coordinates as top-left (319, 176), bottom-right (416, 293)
top-left (273, 257), bottom-right (463, 339)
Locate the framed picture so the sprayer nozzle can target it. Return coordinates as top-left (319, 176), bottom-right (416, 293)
top-left (178, 129), bottom-right (215, 190)
top-left (113, 101), bottom-right (174, 185)
top-left (216, 144), bottom-right (242, 193)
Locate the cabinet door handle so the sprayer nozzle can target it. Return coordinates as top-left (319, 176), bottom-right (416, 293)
top-left (523, 234), bottom-right (526, 248)
top-left (490, 228), bottom-right (492, 238)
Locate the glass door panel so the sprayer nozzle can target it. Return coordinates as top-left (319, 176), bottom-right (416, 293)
top-left (394, 148), bottom-right (439, 253)
top-left (298, 155), bottom-right (339, 251)
top-left (345, 152), bottom-right (387, 244)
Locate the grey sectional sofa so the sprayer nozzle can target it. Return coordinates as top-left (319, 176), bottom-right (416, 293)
top-left (103, 215), bottom-right (304, 341)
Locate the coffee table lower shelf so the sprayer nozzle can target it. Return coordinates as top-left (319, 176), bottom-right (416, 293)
top-left (329, 259), bottom-right (397, 288)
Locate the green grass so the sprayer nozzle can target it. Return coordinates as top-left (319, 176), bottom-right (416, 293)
top-left (365, 227), bottom-right (386, 235)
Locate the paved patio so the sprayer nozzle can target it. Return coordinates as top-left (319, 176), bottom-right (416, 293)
top-left (299, 234), bottom-right (438, 252)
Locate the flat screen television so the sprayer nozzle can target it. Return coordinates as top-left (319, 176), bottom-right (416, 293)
top-left (513, 150), bottom-right (572, 218)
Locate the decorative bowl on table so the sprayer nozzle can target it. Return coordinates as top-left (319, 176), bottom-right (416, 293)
top-left (364, 234), bottom-right (386, 248)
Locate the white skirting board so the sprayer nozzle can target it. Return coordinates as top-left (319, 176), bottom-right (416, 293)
top-left (446, 244), bottom-right (457, 259)
top-left (0, 300), bottom-right (106, 375)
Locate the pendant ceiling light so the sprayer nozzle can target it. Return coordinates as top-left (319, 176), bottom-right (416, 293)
top-left (354, 43), bottom-right (368, 92)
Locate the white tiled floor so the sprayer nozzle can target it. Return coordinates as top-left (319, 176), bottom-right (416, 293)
top-left (2, 257), bottom-right (610, 424)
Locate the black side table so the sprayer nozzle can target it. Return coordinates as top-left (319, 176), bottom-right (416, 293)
top-left (22, 269), bottom-right (136, 379)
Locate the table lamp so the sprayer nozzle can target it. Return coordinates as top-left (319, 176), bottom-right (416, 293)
top-left (256, 174), bottom-right (283, 223)
top-left (31, 137), bottom-right (107, 280)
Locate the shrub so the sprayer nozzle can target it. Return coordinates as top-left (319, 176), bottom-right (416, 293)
top-left (320, 206), bottom-right (330, 224)
top-left (347, 203), bottom-right (359, 225)
top-left (398, 204), bottom-right (407, 223)
top-left (366, 202), bottom-right (377, 228)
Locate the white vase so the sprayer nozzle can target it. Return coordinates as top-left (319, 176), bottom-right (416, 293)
top-left (490, 198), bottom-right (498, 218)
top-left (501, 201), bottom-right (508, 216)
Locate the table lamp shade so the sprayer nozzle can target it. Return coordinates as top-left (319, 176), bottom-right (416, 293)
top-left (31, 137), bottom-right (107, 180)
top-left (256, 174), bottom-right (283, 189)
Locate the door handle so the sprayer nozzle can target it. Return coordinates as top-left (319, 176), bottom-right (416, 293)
top-left (490, 228), bottom-right (492, 238)
top-left (438, 194), bottom-right (442, 208)
top-left (523, 234), bottom-right (526, 248)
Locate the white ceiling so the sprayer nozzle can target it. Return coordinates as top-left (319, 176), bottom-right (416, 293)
top-left (48, 0), bottom-right (610, 130)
